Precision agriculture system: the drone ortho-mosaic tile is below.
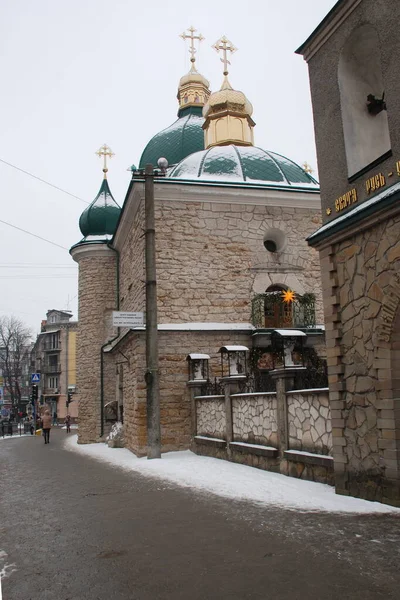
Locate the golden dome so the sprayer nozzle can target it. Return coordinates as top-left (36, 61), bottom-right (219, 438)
top-left (177, 66), bottom-right (211, 113)
top-left (179, 66), bottom-right (210, 89)
top-left (203, 78), bottom-right (253, 118)
top-left (202, 77), bottom-right (255, 149)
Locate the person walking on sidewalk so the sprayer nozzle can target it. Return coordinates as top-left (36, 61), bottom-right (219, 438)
top-left (42, 410), bottom-right (52, 444)
top-left (65, 414), bottom-right (71, 434)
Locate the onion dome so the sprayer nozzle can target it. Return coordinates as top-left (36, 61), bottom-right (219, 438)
top-left (203, 77), bottom-right (253, 120)
top-left (168, 145), bottom-right (319, 188)
top-left (79, 145), bottom-right (121, 240)
top-left (139, 27), bottom-right (210, 169)
top-left (79, 177), bottom-right (121, 240)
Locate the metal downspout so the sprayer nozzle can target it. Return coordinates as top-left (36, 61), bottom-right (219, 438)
top-left (100, 244), bottom-right (120, 437)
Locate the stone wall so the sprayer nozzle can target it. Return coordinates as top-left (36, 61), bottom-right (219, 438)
top-left (117, 196), bottom-right (324, 326)
top-left (119, 200), bottom-right (145, 320)
top-left (115, 329), bottom-right (252, 456)
top-left (71, 244), bottom-right (117, 444)
top-left (232, 393), bottom-right (277, 447)
top-left (319, 214), bottom-right (400, 504)
top-left (196, 396), bottom-right (225, 439)
top-left (287, 390), bottom-right (332, 455)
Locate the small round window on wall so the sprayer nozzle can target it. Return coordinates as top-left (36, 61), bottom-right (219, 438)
top-left (263, 229), bottom-right (287, 253)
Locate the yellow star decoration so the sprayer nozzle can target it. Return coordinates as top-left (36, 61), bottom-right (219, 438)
top-left (282, 289), bottom-right (296, 303)
top-left (326, 207), bottom-right (332, 215)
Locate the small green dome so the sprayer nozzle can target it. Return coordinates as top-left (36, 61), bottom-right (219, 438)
top-left (168, 145), bottom-right (319, 188)
top-left (139, 106), bottom-right (205, 169)
top-left (79, 178), bottom-right (121, 238)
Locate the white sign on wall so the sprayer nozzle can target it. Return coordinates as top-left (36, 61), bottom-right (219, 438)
top-left (112, 311), bottom-right (144, 328)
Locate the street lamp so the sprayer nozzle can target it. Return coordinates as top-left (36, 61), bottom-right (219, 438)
top-left (130, 158), bottom-right (168, 459)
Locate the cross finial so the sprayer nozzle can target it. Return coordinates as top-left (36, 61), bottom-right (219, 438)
top-left (96, 144), bottom-right (115, 178)
top-left (212, 35), bottom-right (237, 77)
top-left (302, 161), bottom-right (313, 174)
top-left (180, 26), bottom-right (204, 69)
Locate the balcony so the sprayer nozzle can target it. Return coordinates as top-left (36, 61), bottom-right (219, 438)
top-left (43, 342), bottom-right (61, 351)
top-left (43, 388), bottom-right (60, 396)
top-left (43, 364), bottom-right (61, 374)
top-left (251, 292), bottom-right (316, 330)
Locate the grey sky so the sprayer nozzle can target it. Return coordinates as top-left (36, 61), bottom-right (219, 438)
top-left (0, 0), bottom-right (336, 334)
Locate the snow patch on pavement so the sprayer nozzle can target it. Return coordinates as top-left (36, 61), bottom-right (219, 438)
top-left (0, 434), bottom-right (32, 441)
top-left (0, 550), bottom-right (17, 581)
top-left (64, 435), bottom-right (400, 515)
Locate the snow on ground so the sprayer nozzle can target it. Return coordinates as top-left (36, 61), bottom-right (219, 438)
top-left (0, 434), bottom-right (32, 441)
top-left (65, 436), bottom-right (400, 515)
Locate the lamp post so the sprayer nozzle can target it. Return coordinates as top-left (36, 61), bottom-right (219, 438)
top-left (130, 159), bottom-right (168, 458)
top-left (143, 163), bottom-right (161, 459)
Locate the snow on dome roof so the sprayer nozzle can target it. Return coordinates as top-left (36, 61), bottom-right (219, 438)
top-left (139, 109), bottom-right (205, 169)
top-left (168, 145), bottom-right (319, 188)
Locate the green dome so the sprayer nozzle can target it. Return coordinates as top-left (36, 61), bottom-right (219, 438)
top-left (168, 145), bottom-right (319, 188)
top-left (79, 178), bottom-right (121, 239)
top-left (139, 106), bottom-right (205, 169)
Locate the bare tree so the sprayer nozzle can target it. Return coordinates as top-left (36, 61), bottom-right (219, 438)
top-left (0, 316), bottom-right (32, 412)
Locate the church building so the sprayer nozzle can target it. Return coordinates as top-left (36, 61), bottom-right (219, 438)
top-left (71, 31), bottom-right (326, 467)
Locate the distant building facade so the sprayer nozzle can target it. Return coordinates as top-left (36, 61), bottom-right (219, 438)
top-left (297, 0), bottom-right (400, 505)
top-left (30, 310), bottom-right (78, 422)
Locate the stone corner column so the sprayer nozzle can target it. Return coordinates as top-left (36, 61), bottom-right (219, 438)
top-left (70, 242), bottom-right (118, 444)
top-left (221, 376), bottom-right (243, 458)
top-left (270, 367), bottom-right (305, 457)
top-left (186, 380), bottom-right (205, 439)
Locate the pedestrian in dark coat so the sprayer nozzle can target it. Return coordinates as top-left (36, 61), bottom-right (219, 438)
top-left (65, 414), bottom-right (71, 434)
top-left (42, 411), bottom-right (52, 444)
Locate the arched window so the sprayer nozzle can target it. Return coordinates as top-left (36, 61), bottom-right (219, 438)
top-left (264, 285), bottom-right (293, 328)
top-left (338, 24), bottom-right (391, 178)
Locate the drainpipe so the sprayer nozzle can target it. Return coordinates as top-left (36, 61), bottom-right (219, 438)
top-left (100, 244), bottom-right (120, 437)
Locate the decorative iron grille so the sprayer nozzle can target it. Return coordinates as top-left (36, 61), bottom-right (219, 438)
top-left (251, 292), bottom-right (316, 329)
top-left (290, 348), bottom-right (328, 390)
top-left (237, 371), bottom-right (276, 393)
top-left (199, 378), bottom-right (225, 396)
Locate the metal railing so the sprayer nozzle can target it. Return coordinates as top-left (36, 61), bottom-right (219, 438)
top-left (43, 364), bottom-right (61, 374)
top-left (251, 293), bottom-right (316, 329)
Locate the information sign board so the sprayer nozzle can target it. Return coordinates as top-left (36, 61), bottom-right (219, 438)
top-left (112, 311), bottom-right (144, 328)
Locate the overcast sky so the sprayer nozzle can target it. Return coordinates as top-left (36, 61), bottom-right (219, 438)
top-left (0, 0), bottom-right (336, 335)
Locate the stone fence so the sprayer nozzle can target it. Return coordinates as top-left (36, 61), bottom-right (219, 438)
top-left (192, 380), bottom-right (333, 484)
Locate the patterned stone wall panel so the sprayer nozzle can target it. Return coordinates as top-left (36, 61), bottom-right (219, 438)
top-left (232, 393), bottom-right (278, 447)
top-left (331, 215), bottom-right (400, 478)
top-left (196, 397), bottom-right (226, 439)
top-left (287, 391), bottom-right (332, 455)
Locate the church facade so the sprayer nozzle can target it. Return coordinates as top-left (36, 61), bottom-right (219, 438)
top-left (71, 33), bottom-right (326, 467)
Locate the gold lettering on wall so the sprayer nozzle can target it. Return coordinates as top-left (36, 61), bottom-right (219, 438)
top-left (366, 172), bottom-right (386, 194)
top-left (334, 188), bottom-right (357, 213)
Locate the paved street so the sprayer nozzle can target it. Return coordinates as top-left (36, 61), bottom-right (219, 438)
top-left (1, 429), bottom-right (400, 600)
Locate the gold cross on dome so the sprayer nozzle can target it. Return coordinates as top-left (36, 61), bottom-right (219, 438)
top-left (96, 144), bottom-right (115, 176)
top-left (212, 35), bottom-right (237, 76)
top-left (302, 161), bottom-right (313, 174)
top-left (180, 26), bottom-right (204, 66)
